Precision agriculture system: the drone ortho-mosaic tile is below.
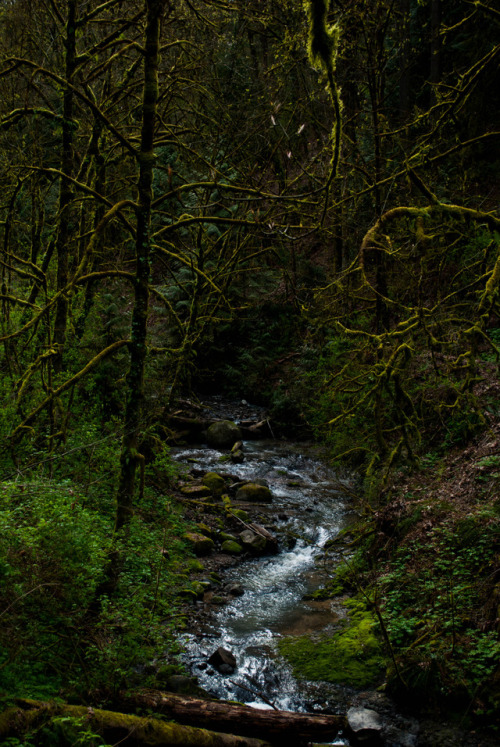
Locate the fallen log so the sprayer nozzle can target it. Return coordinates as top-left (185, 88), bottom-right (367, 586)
top-left (0, 699), bottom-right (272, 747)
top-left (118, 690), bottom-right (347, 745)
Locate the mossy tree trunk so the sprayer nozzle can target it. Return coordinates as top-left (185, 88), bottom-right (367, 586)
top-left (115, 0), bottom-right (163, 532)
top-left (53, 0), bottom-right (77, 372)
top-left (0, 700), bottom-right (272, 747)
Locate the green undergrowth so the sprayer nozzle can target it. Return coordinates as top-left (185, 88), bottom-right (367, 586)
top-left (278, 598), bottom-right (386, 688)
top-left (378, 514), bottom-right (500, 710)
top-left (322, 480), bottom-right (500, 721)
top-left (0, 476), bottom-right (192, 703)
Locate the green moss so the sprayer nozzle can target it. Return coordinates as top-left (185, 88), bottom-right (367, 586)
top-left (187, 558), bottom-right (204, 572)
top-left (221, 540), bottom-right (243, 555)
top-left (278, 600), bottom-right (386, 688)
top-left (231, 508), bottom-right (249, 522)
top-left (202, 472), bottom-right (226, 497)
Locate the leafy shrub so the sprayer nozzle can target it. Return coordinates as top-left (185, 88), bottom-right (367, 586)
top-left (0, 479), bottom-right (189, 700)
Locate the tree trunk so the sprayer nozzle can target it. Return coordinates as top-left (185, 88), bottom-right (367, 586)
top-left (115, 0), bottom-right (162, 532)
top-left (399, 0), bottom-right (411, 118)
top-left (0, 700), bottom-right (272, 747)
top-left (118, 690), bottom-right (347, 745)
top-left (53, 0), bottom-right (77, 370)
top-left (429, 0), bottom-right (441, 106)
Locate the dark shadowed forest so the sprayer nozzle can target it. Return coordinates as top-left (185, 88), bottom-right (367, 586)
top-left (0, 0), bottom-right (499, 744)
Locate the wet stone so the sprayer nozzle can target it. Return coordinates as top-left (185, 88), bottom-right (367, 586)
top-left (347, 707), bottom-right (383, 744)
top-left (226, 583), bottom-right (244, 596)
top-left (208, 646), bottom-right (237, 675)
top-left (235, 483), bottom-right (273, 503)
top-left (239, 529), bottom-right (267, 554)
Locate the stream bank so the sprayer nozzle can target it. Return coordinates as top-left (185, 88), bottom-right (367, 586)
top-left (167, 398), bottom-right (420, 746)
top-left (166, 397), bottom-right (499, 747)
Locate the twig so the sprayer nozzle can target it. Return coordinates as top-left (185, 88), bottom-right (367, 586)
top-left (0, 583), bottom-right (59, 618)
top-left (228, 679), bottom-right (279, 711)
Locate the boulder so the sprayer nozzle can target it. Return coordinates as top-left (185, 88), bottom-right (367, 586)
top-left (230, 450), bottom-right (244, 463)
top-left (196, 522), bottom-right (214, 538)
top-left (239, 529), bottom-right (267, 554)
top-left (208, 647), bottom-right (237, 674)
top-left (249, 523), bottom-right (278, 553)
top-left (180, 484), bottom-right (211, 498)
top-left (221, 540), bottom-right (243, 555)
top-left (210, 595), bottom-right (228, 605)
top-left (236, 482), bottom-right (273, 503)
top-left (226, 583), bottom-right (244, 597)
top-left (231, 508), bottom-right (249, 522)
top-left (218, 531), bottom-right (239, 544)
top-left (347, 707), bottom-right (383, 744)
top-left (190, 581), bottom-right (209, 597)
top-left (206, 420), bottom-right (242, 449)
top-left (202, 471), bottom-right (226, 497)
top-left (184, 532), bottom-right (215, 556)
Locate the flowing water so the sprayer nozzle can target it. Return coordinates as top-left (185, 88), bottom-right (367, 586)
top-left (171, 437), bottom-right (356, 744)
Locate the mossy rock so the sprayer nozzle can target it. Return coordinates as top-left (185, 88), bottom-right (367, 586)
top-left (190, 580), bottom-right (209, 597)
top-left (206, 420), bottom-right (242, 449)
top-left (180, 484), bottom-right (211, 498)
top-left (239, 530), bottom-right (267, 554)
top-left (278, 600), bottom-right (385, 688)
top-left (236, 483), bottom-right (273, 503)
top-left (187, 558), bottom-right (204, 572)
top-left (196, 522), bottom-right (215, 538)
top-left (221, 540), bottom-right (244, 555)
top-left (202, 471), bottom-right (226, 497)
top-left (218, 531), bottom-right (239, 543)
top-left (231, 508), bottom-right (249, 522)
top-left (211, 595), bottom-right (228, 605)
top-left (184, 532), bottom-right (215, 556)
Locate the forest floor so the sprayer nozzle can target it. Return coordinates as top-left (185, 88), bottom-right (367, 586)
top-left (361, 409), bottom-right (500, 744)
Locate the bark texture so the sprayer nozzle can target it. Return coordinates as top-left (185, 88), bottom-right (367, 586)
top-left (0, 700), bottom-right (272, 747)
top-left (118, 690), bottom-right (347, 745)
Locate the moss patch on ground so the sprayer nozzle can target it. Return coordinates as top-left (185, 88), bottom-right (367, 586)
top-left (278, 599), bottom-right (386, 688)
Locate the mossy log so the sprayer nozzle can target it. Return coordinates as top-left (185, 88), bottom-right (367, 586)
top-left (0, 699), bottom-right (272, 747)
top-left (118, 690), bottom-right (347, 744)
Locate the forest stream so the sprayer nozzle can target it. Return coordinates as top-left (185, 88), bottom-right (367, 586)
top-left (170, 401), bottom-right (420, 747)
